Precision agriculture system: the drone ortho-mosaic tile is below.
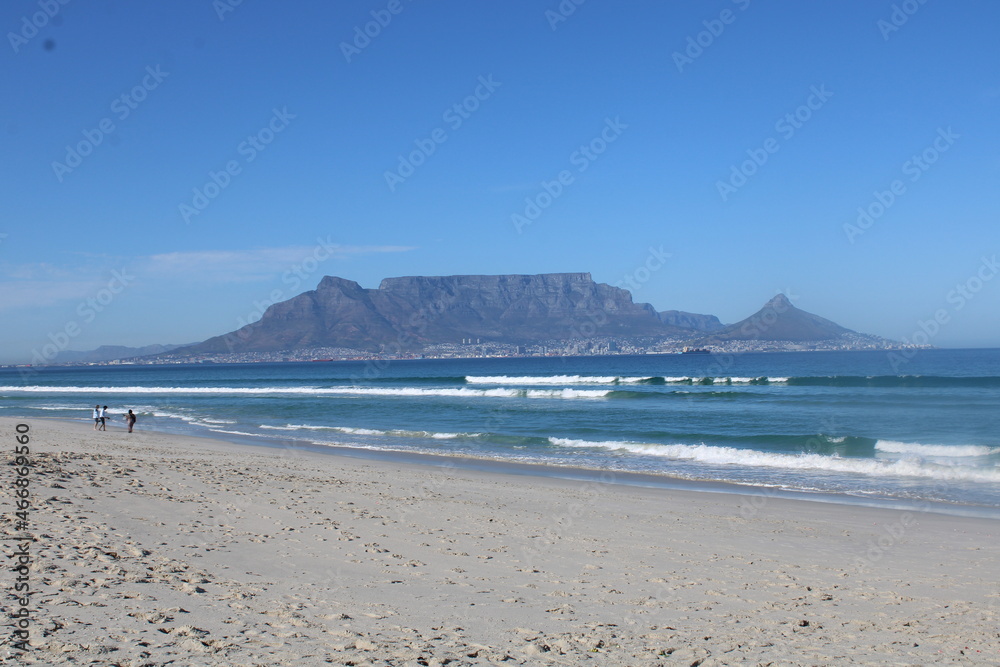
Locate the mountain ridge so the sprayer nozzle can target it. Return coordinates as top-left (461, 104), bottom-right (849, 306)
top-left (699, 293), bottom-right (852, 343)
top-left (180, 273), bottom-right (698, 354)
top-left (165, 273), bottom-right (875, 358)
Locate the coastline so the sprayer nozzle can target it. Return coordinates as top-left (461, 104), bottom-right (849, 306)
top-left (37, 416), bottom-right (1000, 520)
top-left (3, 416), bottom-right (1000, 664)
top-left (141, 417), bottom-right (1000, 521)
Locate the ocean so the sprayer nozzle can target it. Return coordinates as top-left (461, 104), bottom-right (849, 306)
top-left (3, 349), bottom-right (1000, 513)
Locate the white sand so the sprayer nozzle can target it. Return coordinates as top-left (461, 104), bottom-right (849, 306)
top-left (2, 416), bottom-right (999, 665)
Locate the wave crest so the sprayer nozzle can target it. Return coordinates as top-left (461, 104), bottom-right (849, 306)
top-left (549, 438), bottom-right (1000, 483)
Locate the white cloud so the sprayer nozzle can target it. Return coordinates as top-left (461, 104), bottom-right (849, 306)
top-left (0, 242), bottom-right (414, 312)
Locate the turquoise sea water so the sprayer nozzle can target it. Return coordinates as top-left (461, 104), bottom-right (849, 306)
top-left (3, 349), bottom-right (1000, 511)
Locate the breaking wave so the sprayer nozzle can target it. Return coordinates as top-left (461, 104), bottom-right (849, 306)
top-left (875, 440), bottom-right (1000, 458)
top-left (548, 438), bottom-right (1000, 483)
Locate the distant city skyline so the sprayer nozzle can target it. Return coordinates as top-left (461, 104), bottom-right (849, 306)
top-left (3, 1), bottom-right (999, 363)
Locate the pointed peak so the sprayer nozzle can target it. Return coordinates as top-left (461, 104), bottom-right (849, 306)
top-left (704, 293), bottom-right (851, 342)
top-left (765, 293), bottom-right (794, 309)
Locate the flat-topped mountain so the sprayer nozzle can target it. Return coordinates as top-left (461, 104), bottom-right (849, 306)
top-left (700, 294), bottom-right (852, 342)
top-left (161, 274), bottom-right (883, 359)
top-left (179, 273), bottom-right (704, 354)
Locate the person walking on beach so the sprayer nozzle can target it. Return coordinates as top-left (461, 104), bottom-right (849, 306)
top-left (125, 409), bottom-right (137, 433)
top-left (93, 405), bottom-right (101, 430)
top-left (98, 405), bottom-right (109, 431)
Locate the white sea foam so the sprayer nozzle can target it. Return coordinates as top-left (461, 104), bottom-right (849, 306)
top-left (152, 410), bottom-right (196, 422)
top-left (528, 388), bottom-right (608, 399)
top-left (549, 438), bottom-right (1000, 483)
top-left (207, 428), bottom-right (262, 437)
top-left (659, 376), bottom-right (789, 384)
top-left (259, 423), bottom-right (477, 440)
top-left (466, 375), bottom-right (668, 385)
top-left (875, 440), bottom-right (1000, 457)
top-left (467, 375), bottom-right (620, 385)
top-left (348, 387), bottom-right (518, 398)
top-left (261, 424), bottom-right (385, 434)
top-left (336, 426), bottom-right (385, 435)
top-left (263, 423), bottom-right (343, 431)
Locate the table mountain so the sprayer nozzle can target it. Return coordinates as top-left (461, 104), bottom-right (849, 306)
top-left (179, 273), bottom-right (696, 354)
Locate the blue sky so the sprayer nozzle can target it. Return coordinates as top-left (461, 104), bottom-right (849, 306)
top-left (2, 0), bottom-right (999, 363)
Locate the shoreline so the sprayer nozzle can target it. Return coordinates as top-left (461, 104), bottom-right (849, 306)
top-left (3, 346), bottom-right (941, 369)
top-left (42, 415), bottom-right (1000, 521)
top-left (4, 416), bottom-right (1000, 664)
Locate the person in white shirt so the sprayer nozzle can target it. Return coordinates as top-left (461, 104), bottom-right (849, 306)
top-left (99, 406), bottom-right (109, 431)
top-left (93, 405), bottom-right (100, 430)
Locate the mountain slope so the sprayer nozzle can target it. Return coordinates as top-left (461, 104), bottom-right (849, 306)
top-left (54, 344), bottom-right (189, 363)
top-left (702, 294), bottom-right (852, 342)
top-left (179, 273), bottom-right (694, 354)
top-left (658, 310), bottom-right (724, 332)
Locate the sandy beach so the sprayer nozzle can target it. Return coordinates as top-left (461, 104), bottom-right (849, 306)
top-left (2, 416), bottom-right (999, 665)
